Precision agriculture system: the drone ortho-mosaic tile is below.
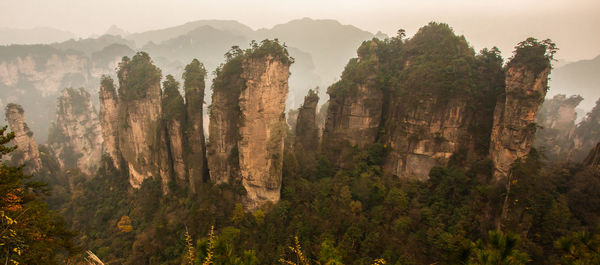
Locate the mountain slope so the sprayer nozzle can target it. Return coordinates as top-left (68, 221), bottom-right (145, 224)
top-left (549, 55), bottom-right (600, 110)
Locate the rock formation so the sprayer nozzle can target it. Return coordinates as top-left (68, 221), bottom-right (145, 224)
top-left (295, 89), bottom-right (320, 152)
top-left (48, 87), bottom-right (103, 175)
top-left (570, 98), bottom-right (600, 162)
top-left (207, 49), bottom-right (244, 185)
top-left (162, 75), bottom-right (186, 189)
top-left (208, 41), bottom-right (293, 209)
top-left (322, 40), bottom-right (381, 166)
top-left (99, 76), bottom-right (121, 169)
top-left (238, 53), bottom-right (291, 210)
top-left (534, 94), bottom-right (582, 160)
top-left (489, 42), bottom-right (552, 179)
top-left (115, 52), bottom-right (164, 188)
top-left (4, 103), bottom-right (41, 172)
top-left (183, 59), bottom-right (208, 192)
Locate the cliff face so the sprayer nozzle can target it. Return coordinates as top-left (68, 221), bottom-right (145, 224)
top-left (571, 99), bottom-right (600, 162)
top-left (534, 94), bottom-right (582, 160)
top-left (162, 75), bottom-right (186, 189)
top-left (183, 59), bottom-right (208, 192)
top-left (322, 41), bottom-right (381, 166)
top-left (238, 55), bottom-right (291, 210)
top-left (99, 77), bottom-right (121, 169)
top-left (207, 41), bottom-right (293, 209)
top-left (48, 87), bottom-right (103, 175)
top-left (295, 89), bottom-right (320, 152)
top-left (116, 53), bottom-right (164, 188)
top-left (207, 52), bottom-right (244, 185)
top-left (490, 60), bottom-right (551, 179)
top-left (5, 103), bottom-right (41, 172)
top-left (583, 142), bottom-right (600, 169)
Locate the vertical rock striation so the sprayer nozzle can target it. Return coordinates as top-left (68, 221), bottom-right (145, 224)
top-left (48, 87), bottom-right (103, 175)
top-left (116, 52), bottom-right (163, 188)
top-left (322, 40), bottom-right (381, 166)
top-left (238, 53), bottom-right (291, 210)
top-left (183, 59), bottom-right (208, 192)
top-left (5, 103), bottom-right (41, 172)
top-left (162, 75), bottom-right (186, 189)
top-left (207, 41), bottom-right (293, 209)
top-left (489, 42), bottom-right (552, 179)
top-left (208, 49), bottom-right (244, 185)
top-left (295, 89), bottom-right (320, 152)
top-left (99, 76), bottom-right (121, 169)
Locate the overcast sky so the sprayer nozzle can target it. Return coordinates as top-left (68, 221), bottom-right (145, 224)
top-left (1, 0), bottom-right (599, 61)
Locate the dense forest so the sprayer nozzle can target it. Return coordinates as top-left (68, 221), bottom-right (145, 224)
top-left (2, 22), bottom-right (600, 265)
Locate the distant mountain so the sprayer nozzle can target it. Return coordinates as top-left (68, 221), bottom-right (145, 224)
top-left (549, 55), bottom-right (600, 110)
top-left (105, 25), bottom-right (129, 37)
top-left (127, 20), bottom-right (254, 46)
top-left (51, 34), bottom-right (134, 56)
top-left (255, 18), bottom-right (374, 84)
top-left (0, 27), bottom-right (75, 45)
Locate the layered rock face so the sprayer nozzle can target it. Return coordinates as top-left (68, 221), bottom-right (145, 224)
top-left (490, 60), bottom-right (551, 179)
top-left (238, 55), bottom-right (291, 210)
top-left (183, 59), bottom-right (208, 192)
top-left (295, 89), bottom-right (320, 152)
top-left (48, 87), bottom-right (103, 175)
top-left (534, 94), bottom-right (582, 160)
top-left (4, 103), bottom-right (41, 172)
top-left (115, 52), bottom-right (164, 188)
top-left (99, 77), bottom-right (120, 169)
top-left (583, 142), bottom-right (600, 169)
top-left (570, 99), bottom-right (600, 161)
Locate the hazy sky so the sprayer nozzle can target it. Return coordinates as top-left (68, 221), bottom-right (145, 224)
top-left (1, 0), bottom-right (599, 61)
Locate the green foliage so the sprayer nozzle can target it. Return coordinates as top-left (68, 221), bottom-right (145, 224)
top-left (0, 126), bottom-right (80, 264)
top-left (468, 231), bottom-right (530, 265)
top-left (246, 39), bottom-right (294, 65)
top-left (508, 38), bottom-right (556, 78)
top-left (117, 51), bottom-right (162, 101)
top-left (162, 74), bottom-right (185, 120)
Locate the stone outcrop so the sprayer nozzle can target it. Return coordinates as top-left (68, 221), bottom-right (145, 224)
top-left (489, 57), bottom-right (551, 179)
top-left (238, 54), bottom-right (291, 210)
top-left (48, 87), bottom-right (103, 175)
top-left (4, 103), bottom-right (41, 172)
top-left (570, 98), bottom-right (600, 162)
top-left (208, 41), bottom-right (293, 209)
top-left (116, 52), bottom-right (164, 188)
top-left (534, 94), bottom-right (582, 160)
top-left (99, 77), bottom-right (120, 169)
top-left (183, 59), bottom-right (208, 192)
top-left (207, 52), bottom-right (244, 185)
top-left (295, 89), bottom-right (320, 152)
top-left (322, 40), bottom-right (381, 167)
top-left (162, 75), bottom-right (186, 189)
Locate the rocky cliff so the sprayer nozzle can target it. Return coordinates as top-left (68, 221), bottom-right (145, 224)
top-left (239, 52), bottom-right (291, 210)
top-left (321, 23), bottom-right (552, 181)
top-left (534, 94), bottom-right (582, 160)
top-left (183, 59), bottom-right (208, 192)
top-left (48, 87), bottom-right (103, 175)
top-left (295, 89), bottom-right (320, 152)
top-left (583, 142), bottom-right (600, 169)
top-left (99, 76), bottom-right (121, 169)
top-left (489, 40), bottom-right (552, 179)
top-left (4, 103), bottom-right (41, 172)
top-left (207, 49), bottom-right (244, 185)
top-left (207, 41), bottom-right (293, 209)
top-left (322, 40), bottom-right (381, 166)
top-left (162, 75), bottom-right (186, 189)
top-left (116, 52), bottom-right (164, 188)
